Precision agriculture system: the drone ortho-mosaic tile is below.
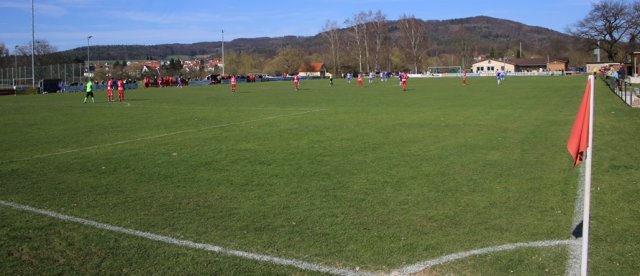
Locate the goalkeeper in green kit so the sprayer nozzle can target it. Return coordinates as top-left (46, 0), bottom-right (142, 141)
top-left (83, 79), bottom-right (95, 103)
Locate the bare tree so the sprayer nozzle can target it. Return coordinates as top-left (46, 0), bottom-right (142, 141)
top-left (570, 0), bottom-right (632, 62)
top-left (399, 14), bottom-right (426, 73)
top-left (0, 43), bottom-right (9, 68)
top-left (624, 1), bottom-right (640, 59)
top-left (339, 29), bottom-right (358, 74)
top-left (269, 46), bottom-right (305, 75)
top-left (16, 39), bottom-right (57, 56)
top-left (345, 11), bottom-right (374, 73)
top-left (360, 11), bottom-right (372, 73)
top-left (453, 27), bottom-right (474, 70)
top-left (0, 43), bottom-right (8, 57)
top-left (372, 10), bottom-right (388, 72)
top-left (322, 20), bottom-right (341, 76)
top-left (344, 16), bottom-right (362, 72)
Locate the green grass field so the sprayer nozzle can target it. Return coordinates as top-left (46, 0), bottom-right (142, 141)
top-left (0, 76), bottom-right (638, 275)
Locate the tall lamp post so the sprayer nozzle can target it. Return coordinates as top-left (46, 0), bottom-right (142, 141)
top-left (87, 35), bottom-right (93, 79)
top-left (221, 29), bottom-right (225, 76)
top-left (14, 46), bottom-right (18, 87)
top-left (31, 0), bottom-right (35, 88)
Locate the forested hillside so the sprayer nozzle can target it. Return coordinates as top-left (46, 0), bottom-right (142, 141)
top-left (1, 15), bottom-right (590, 75)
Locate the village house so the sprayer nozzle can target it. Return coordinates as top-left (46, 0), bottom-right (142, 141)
top-left (298, 63), bottom-right (327, 78)
top-left (472, 58), bottom-right (568, 73)
top-left (471, 59), bottom-right (514, 73)
top-left (140, 61), bottom-right (162, 74)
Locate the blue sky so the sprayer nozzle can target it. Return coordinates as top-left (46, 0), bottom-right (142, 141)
top-left (1, 0), bottom-right (594, 52)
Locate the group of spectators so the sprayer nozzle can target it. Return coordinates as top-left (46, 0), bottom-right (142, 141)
top-left (599, 65), bottom-right (627, 91)
top-left (143, 76), bottom-right (188, 88)
top-left (218, 74), bottom-right (259, 82)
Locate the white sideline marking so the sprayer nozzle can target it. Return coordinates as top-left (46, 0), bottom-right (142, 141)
top-left (565, 165), bottom-right (586, 275)
top-left (0, 200), bottom-right (362, 276)
top-left (2, 109), bottom-right (326, 163)
top-left (394, 239), bottom-right (577, 275)
top-left (1, 199), bottom-right (579, 275)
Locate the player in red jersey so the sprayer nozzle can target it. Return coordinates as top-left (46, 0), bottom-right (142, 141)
top-left (293, 74), bottom-right (299, 91)
top-left (401, 72), bottom-right (408, 91)
top-left (357, 73), bottom-right (363, 87)
top-left (230, 76), bottom-right (237, 93)
top-left (106, 78), bottom-right (114, 102)
top-left (117, 79), bottom-right (125, 101)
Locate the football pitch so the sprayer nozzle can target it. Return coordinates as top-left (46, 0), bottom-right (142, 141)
top-left (0, 76), bottom-right (638, 275)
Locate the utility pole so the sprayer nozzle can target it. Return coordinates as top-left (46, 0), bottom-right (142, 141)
top-left (519, 42), bottom-right (522, 58)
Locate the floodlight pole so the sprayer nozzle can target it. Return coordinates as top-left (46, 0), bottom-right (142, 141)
top-left (519, 42), bottom-right (522, 58)
top-left (31, 0), bottom-right (35, 88)
top-left (14, 46), bottom-right (18, 87)
top-left (596, 40), bottom-right (601, 63)
top-left (87, 35), bottom-right (93, 80)
top-left (221, 29), bottom-right (225, 76)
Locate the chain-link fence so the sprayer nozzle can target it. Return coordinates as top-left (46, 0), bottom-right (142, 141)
top-left (0, 63), bottom-right (87, 89)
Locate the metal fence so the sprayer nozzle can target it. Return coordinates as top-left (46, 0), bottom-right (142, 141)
top-left (0, 63), bottom-right (86, 88)
top-left (603, 76), bottom-right (640, 108)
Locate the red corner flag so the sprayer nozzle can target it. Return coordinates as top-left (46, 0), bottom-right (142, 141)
top-left (567, 78), bottom-right (592, 167)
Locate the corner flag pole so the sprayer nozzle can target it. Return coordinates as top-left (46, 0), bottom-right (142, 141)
top-left (581, 75), bottom-right (595, 276)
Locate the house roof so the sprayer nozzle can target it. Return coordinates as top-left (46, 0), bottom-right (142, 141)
top-left (475, 58), bottom-right (568, 67)
top-left (299, 63), bottom-right (325, 72)
top-left (508, 58), bottom-right (568, 66)
top-left (207, 60), bottom-right (223, 68)
top-left (473, 59), bottom-right (515, 66)
top-left (143, 61), bottom-right (161, 69)
top-left (182, 60), bottom-right (200, 67)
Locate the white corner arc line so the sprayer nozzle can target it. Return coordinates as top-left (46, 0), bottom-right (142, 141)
top-left (2, 109), bottom-right (327, 164)
top-left (0, 200), bottom-right (362, 276)
top-left (1, 199), bottom-right (579, 275)
top-left (393, 239), bottom-right (577, 275)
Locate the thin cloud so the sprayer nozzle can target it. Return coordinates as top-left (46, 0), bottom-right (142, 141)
top-left (112, 10), bottom-right (229, 25)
